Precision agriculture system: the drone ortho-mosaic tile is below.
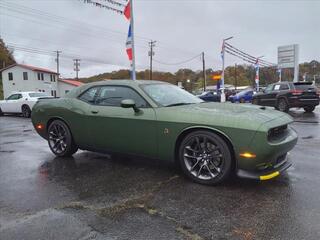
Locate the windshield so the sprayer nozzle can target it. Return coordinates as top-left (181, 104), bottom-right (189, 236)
top-left (28, 92), bottom-right (50, 98)
top-left (141, 84), bottom-right (203, 107)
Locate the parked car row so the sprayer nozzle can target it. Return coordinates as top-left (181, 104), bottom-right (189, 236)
top-left (0, 92), bottom-right (53, 118)
top-left (196, 81), bottom-right (320, 113)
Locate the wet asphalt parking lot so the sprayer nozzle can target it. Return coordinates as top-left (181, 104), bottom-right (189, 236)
top-left (0, 108), bottom-right (320, 240)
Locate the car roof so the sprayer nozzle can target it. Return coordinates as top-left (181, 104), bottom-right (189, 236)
top-left (85, 79), bottom-right (168, 87)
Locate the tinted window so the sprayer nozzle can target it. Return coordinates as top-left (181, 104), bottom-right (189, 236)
top-left (294, 83), bottom-right (315, 90)
top-left (95, 86), bottom-right (148, 108)
top-left (264, 84), bottom-right (273, 93)
top-left (79, 87), bottom-right (99, 104)
top-left (279, 84), bottom-right (289, 90)
top-left (273, 84), bottom-right (281, 91)
top-left (7, 94), bottom-right (22, 100)
top-left (29, 93), bottom-right (49, 98)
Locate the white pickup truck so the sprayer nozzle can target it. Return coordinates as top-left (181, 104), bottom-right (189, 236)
top-left (0, 92), bottom-right (53, 118)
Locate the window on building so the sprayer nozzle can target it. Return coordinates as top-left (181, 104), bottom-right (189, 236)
top-left (53, 75), bottom-right (56, 82)
top-left (8, 72), bottom-right (13, 81)
top-left (54, 90), bottom-right (57, 97)
top-left (37, 73), bottom-right (41, 80)
top-left (23, 72), bottom-right (28, 80)
top-left (41, 73), bottom-right (44, 80)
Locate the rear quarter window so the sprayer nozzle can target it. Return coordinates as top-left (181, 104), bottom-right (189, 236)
top-left (294, 83), bottom-right (315, 90)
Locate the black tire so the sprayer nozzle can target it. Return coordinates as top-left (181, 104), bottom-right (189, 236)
top-left (239, 98), bottom-right (245, 103)
top-left (304, 106), bottom-right (315, 113)
top-left (178, 130), bottom-right (232, 185)
top-left (22, 105), bottom-right (31, 118)
top-left (47, 120), bottom-right (78, 157)
top-left (276, 98), bottom-right (289, 112)
top-left (0, 107), bottom-right (3, 116)
top-left (252, 98), bottom-right (259, 105)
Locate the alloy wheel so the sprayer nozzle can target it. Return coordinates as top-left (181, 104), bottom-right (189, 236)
top-left (48, 123), bottom-right (68, 154)
top-left (183, 135), bottom-right (224, 180)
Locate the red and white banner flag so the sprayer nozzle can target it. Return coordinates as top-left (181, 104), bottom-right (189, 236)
top-left (124, 1), bottom-right (131, 20)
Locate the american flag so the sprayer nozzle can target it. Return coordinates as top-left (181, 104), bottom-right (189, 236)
top-left (126, 24), bottom-right (133, 62)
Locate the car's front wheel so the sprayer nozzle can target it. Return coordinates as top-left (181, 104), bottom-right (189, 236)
top-left (179, 131), bottom-right (232, 185)
top-left (48, 120), bottom-right (78, 157)
top-left (304, 106), bottom-right (315, 113)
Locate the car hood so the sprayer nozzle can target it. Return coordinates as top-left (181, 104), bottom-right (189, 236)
top-left (156, 102), bottom-right (292, 130)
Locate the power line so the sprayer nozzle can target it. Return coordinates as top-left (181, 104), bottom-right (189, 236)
top-left (153, 54), bottom-right (201, 66)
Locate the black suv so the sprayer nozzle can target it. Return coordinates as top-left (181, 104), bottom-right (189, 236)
top-left (252, 81), bottom-right (320, 112)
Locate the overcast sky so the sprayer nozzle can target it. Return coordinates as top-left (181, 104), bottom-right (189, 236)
top-left (0, 0), bottom-right (319, 78)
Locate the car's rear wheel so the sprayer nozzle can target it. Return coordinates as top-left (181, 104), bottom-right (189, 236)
top-left (240, 98), bottom-right (245, 103)
top-left (48, 120), bottom-right (78, 157)
top-left (277, 98), bottom-right (289, 112)
top-left (304, 106), bottom-right (315, 113)
top-left (179, 131), bottom-right (232, 185)
top-left (22, 105), bottom-right (31, 118)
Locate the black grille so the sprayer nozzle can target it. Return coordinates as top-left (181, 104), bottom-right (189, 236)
top-left (268, 125), bottom-right (288, 141)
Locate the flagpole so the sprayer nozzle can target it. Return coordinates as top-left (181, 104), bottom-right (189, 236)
top-left (130, 0), bottom-right (136, 80)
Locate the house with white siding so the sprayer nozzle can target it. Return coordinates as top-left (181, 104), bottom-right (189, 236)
top-left (1, 64), bottom-right (83, 98)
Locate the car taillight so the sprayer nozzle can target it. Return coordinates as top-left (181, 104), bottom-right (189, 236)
top-left (290, 89), bottom-right (303, 95)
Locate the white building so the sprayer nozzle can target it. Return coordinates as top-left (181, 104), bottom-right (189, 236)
top-left (58, 79), bottom-right (84, 96)
top-left (1, 64), bottom-right (83, 98)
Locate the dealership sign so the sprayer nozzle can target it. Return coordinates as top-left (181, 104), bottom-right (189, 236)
top-left (278, 44), bottom-right (299, 82)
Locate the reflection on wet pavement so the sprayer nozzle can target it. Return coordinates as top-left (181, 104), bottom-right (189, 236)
top-left (1, 108), bottom-right (320, 240)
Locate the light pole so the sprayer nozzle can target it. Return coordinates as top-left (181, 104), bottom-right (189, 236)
top-left (221, 36), bottom-right (233, 102)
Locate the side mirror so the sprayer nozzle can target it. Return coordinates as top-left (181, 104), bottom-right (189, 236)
top-left (121, 99), bottom-right (140, 113)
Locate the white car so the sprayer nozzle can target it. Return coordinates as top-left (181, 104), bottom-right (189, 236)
top-left (0, 92), bottom-right (52, 118)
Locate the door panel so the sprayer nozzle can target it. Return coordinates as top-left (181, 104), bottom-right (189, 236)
top-left (88, 106), bottom-right (157, 158)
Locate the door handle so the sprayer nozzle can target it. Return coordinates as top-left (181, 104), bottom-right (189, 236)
top-left (91, 110), bottom-right (99, 114)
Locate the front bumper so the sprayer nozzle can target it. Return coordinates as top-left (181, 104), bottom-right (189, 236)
top-left (237, 153), bottom-right (292, 180)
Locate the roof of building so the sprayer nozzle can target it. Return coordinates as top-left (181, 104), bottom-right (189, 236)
top-left (59, 79), bottom-right (84, 87)
top-left (0, 63), bottom-right (57, 74)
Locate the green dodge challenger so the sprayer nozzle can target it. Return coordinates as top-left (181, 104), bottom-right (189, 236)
top-left (31, 80), bottom-right (298, 185)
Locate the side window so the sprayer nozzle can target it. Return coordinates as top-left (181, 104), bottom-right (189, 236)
top-left (7, 94), bottom-right (20, 100)
top-left (8, 72), bottom-right (13, 81)
top-left (273, 84), bottom-right (281, 91)
top-left (95, 86), bottom-right (148, 108)
top-left (79, 87), bottom-right (99, 104)
top-left (280, 84), bottom-right (289, 90)
top-left (264, 84), bottom-right (273, 93)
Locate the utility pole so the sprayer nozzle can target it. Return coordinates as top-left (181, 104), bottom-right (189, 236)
top-left (148, 40), bottom-right (156, 80)
top-left (234, 63), bottom-right (237, 90)
top-left (55, 50), bottom-right (62, 79)
top-left (73, 59), bottom-right (80, 79)
top-left (202, 52), bottom-right (206, 91)
top-left (221, 36), bottom-right (233, 102)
